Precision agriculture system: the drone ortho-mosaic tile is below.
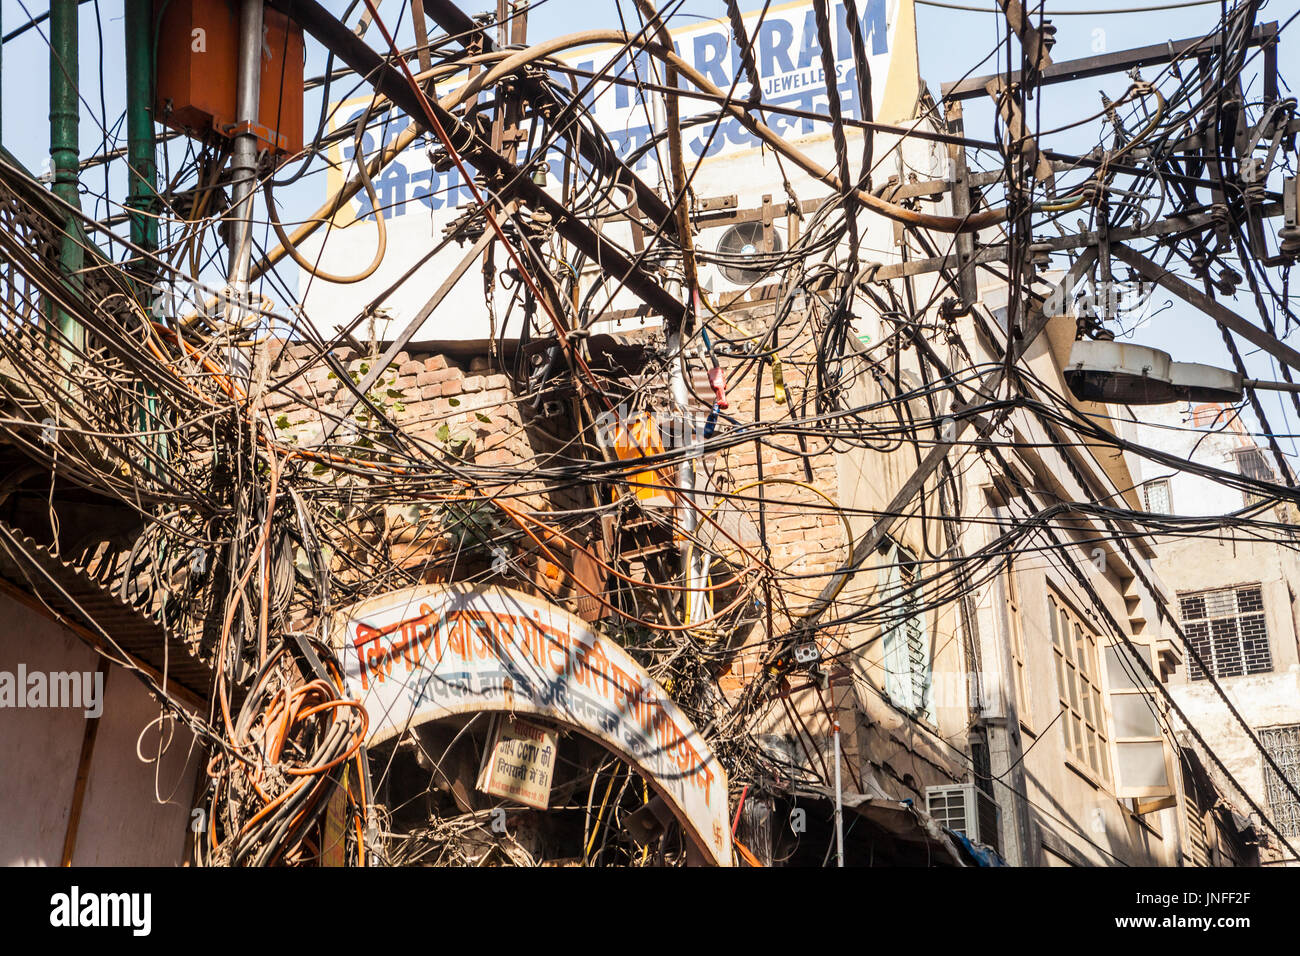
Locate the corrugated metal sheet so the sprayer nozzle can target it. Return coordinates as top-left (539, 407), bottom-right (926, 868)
top-left (0, 520), bottom-right (211, 703)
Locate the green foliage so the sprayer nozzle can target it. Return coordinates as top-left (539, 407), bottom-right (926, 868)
top-left (436, 499), bottom-right (506, 551)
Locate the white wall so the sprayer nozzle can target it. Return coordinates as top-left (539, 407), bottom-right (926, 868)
top-left (1120, 402), bottom-right (1261, 516)
top-left (0, 592), bottom-right (201, 866)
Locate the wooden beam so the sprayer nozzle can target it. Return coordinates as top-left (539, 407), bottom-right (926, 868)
top-left (60, 659), bottom-right (108, 866)
top-left (943, 21), bottom-right (1277, 100)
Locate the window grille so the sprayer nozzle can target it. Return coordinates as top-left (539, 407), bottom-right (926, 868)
top-left (1179, 585), bottom-right (1272, 680)
top-left (1260, 725), bottom-right (1300, 839)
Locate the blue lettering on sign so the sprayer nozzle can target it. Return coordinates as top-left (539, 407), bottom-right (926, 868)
top-left (338, 2), bottom-right (891, 220)
top-left (574, 60), bottom-right (599, 111)
top-left (759, 19), bottom-right (796, 76)
top-left (694, 30), bottom-right (729, 89)
top-left (840, 0), bottom-right (889, 57)
top-left (797, 10), bottom-right (821, 69)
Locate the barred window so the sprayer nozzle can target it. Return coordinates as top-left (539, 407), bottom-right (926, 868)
top-left (1235, 447), bottom-right (1273, 482)
top-left (1260, 725), bottom-right (1300, 839)
top-left (1049, 591), bottom-right (1111, 784)
top-left (1142, 478), bottom-right (1171, 515)
top-left (1179, 585), bottom-right (1272, 680)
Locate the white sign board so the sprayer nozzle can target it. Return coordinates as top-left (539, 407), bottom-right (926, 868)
top-left (298, 0), bottom-right (920, 342)
top-left (477, 716), bottom-right (558, 810)
top-left (333, 583), bottom-right (732, 865)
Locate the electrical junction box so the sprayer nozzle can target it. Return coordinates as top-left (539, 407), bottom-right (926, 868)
top-left (793, 642), bottom-right (820, 664)
top-left (153, 0), bottom-right (305, 156)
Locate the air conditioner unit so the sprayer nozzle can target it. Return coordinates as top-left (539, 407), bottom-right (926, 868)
top-left (926, 783), bottom-right (1001, 855)
top-left (702, 221), bottom-right (785, 292)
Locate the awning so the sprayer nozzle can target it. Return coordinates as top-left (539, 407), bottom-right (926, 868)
top-left (780, 781), bottom-right (969, 867)
top-left (0, 519), bottom-right (209, 706)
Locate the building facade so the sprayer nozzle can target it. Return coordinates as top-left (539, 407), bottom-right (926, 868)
top-left (1121, 402), bottom-right (1300, 863)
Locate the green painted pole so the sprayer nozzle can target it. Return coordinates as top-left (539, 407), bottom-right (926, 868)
top-left (124, 0), bottom-right (166, 468)
top-left (49, 0), bottom-right (84, 357)
top-left (124, 0), bottom-right (158, 267)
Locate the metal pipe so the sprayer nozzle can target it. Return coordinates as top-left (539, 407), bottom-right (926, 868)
top-left (1243, 378), bottom-right (1300, 393)
top-left (49, 0), bottom-right (84, 357)
top-left (123, 0), bottom-right (158, 266)
top-left (227, 0), bottom-right (264, 316)
top-left (125, 0), bottom-right (167, 471)
top-left (832, 720), bottom-right (845, 868)
top-left (668, 332), bottom-right (705, 628)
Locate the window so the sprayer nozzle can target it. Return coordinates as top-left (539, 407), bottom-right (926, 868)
top-left (879, 540), bottom-right (932, 721)
top-left (1235, 447), bottom-right (1275, 507)
top-left (1105, 641), bottom-right (1173, 804)
top-left (1260, 724), bottom-right (1300, 839)
top-left (1235, 447), bottom-right (1274, 481)
top-left (1005, 561), bottom-right (1033, 729)
top-left (1179, 585), bottom-right (1272, 680)
top-left (1141, 478), bottom-right (1171, 515)
top-left (1049, 590), bottom-right (1111, 784)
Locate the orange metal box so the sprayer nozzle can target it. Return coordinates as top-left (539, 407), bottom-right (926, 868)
top-left (154, 0), bottom-right (304, 157)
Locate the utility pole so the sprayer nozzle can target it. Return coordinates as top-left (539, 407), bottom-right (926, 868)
top-left (669, 329), bottom-right (707, 630)
top-left (49, 0), bottom-right (84, 364)
top-left (227, 0), bottom-right (265, 364)
top-left (832, 720), bottom-right (845, 867)
top-left (124, 0), bottom-right (165, 469)
top-left (124, 0), bottom-right (158, 273)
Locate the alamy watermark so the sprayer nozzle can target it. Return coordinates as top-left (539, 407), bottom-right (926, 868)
top-left (49, 887), bottom-right (150, 936)
top-left (592, 402), bottom-right (707, 453)
top-left (144, 275), bottom-right (273, 327)
top-left (1042, 279), bottom-right (1163, 330)
top-left (0, 665), bottom-right (103, 718)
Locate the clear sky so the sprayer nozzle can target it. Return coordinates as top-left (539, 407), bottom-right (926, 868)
top-left (2, 0), bottom-right (1299, 452)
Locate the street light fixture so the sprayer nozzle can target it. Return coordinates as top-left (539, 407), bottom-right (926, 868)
top-left (1063, 339), bottom-right (1300, 405)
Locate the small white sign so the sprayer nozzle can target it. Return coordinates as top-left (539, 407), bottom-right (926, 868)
top-left (478, 717), bottom-right (558, 811)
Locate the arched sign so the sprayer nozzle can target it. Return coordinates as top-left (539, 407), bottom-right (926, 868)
top-left (331, 584), bottom-right (732, 865)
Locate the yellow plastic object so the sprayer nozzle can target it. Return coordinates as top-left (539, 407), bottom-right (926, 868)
top-left (770, 356), bottom-right (788, 405)
top-left (613, 412), bottom-right (674, 507)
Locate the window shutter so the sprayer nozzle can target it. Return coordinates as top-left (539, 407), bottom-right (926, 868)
top-left (880, 542), bottom-right (932, 719)
top-left (1105, 640), bottom-right (1174, 804)
top-left (911, 571), bottom-right (934, 721)
top-left (880, 545), bottom-right (908, 708)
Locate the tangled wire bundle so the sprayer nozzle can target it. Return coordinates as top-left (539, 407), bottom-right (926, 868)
top-left (199, 642), bottom-right (368, 866)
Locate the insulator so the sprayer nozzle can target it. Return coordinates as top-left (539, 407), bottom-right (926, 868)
top-left (1029, 242), bottom-right (1053, 270)
top-left (1279, 225), bottom-right (1300, 257)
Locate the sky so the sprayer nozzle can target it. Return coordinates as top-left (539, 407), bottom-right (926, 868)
top-left (2, 0), bottom-right (1299, 452)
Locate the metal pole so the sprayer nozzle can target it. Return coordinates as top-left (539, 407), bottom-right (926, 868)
top-left (1243, 379), bottom-right (1300, 394)
top-left (669, 332), bottom-right (704, 627)
top-left (49, 0), bottom-right (84, 359)
top-left (124, 0), bottom-right (167, 470)
top-left (124, 0), bottom-right (158, 267)
top-left (227, 0), bottom-right (264, 345)
top-left (832, 720), bottom-right (845, 867)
